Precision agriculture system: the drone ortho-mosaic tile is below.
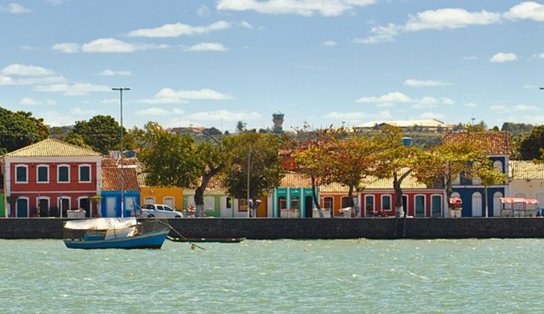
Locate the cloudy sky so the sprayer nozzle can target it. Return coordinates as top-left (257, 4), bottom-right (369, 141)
top-left (1, 0), bottom-right (544, 131)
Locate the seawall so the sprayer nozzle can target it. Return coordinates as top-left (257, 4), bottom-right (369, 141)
top-left (1, 217), bottom-right (544, 239)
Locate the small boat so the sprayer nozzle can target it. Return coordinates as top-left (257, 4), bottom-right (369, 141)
top-left (63, 218), bottom-right (170, 249)
top-left (167, 236), bottom-right (245, 243)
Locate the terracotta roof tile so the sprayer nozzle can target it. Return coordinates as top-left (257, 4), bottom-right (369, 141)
top-left (101, 167), bottom-right (139, 191)
top-left (5, 138), bottom-right (101, 157)
top-left (442, 131), bottom-right (511, 155)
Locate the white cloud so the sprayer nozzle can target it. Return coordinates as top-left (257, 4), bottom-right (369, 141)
top-left (139, 88), bottom-right (232, 104)
top-left (216, 0), bottom-right (375, 17)
top-left (322, 40), bottom-right (337, 47)
top-left (188, 110), bottom-right (261, 121)
top-left (70, 107), bottom-right (98, 116)
top-left (490, 104), bottom-right (538, 113)
top-left (52, 43), bottom-right (80, 53)
top-left (19, 97), bottom-right (40, 105)
top-left (34, 83), bottom-right (111, 96)
top-left (2, 64), bottom-right (55, 76)
top-left (80, 38), bottom-right (168, 53)
top-left (357, 8), bottom-right (500, 44)
top-left (404, 8), bottom-right (501, 32)
top-left (356, 92), bottom-right (414, 104)
top-left (505, 1), bottom-right (544, 22)
top-left (197, 5), bottom-right (210, 17)
top-left (39, 111), bottom-right (77, 126)
top-left (239, 21), bottom-right (255, 30)
top-left (404, 79), bottom-right (451, 87)
top-left (1, 3), bottom-right (30, 13)
top-left (354, 23), bottom-right (399, 44)
top-left (135, 107), bottom-right (184, 116)
top-left (128, 21), bottom-right (230, 38)
top-left (99, 69), bottom-right (132, 76)
top-left (490, 52), bottom-right (517, 63)
top-left (186, 42), bottom-right (227, 52)
top-left (0, 75), bottom-right (14, 85)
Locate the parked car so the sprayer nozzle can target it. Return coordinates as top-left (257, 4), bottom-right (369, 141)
top-left (139, 204), bottom-right (183, 218)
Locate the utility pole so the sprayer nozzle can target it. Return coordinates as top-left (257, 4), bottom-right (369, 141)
top-left (112, 87), bottom-right (130, 218)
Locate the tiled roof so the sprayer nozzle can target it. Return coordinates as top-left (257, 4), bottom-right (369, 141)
top-left (509, 160), bottom-right (544, 180)
top-left (101, 167), bottom-right (140, 191)
top-left (279, 171), bottom-right (427, 192)
top-left (442, 131), bottom-right (511, 155)
top-left (4, 138), bottom-right (101, 157)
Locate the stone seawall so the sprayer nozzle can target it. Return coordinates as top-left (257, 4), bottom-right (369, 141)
top-left (1, 218), bottom-right (544, 240)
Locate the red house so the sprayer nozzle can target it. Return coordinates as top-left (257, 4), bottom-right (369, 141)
top-left (2, 139), bottom-right (102, 218)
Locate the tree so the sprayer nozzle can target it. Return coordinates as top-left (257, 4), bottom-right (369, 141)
top-left (519, 125), bottom-right (544, 160)
top-left (236, 121), bottom-right (247, 133)
top-left (328, 129), bottom-right (380, 216)
top-left (62, 132), bottom-right (93, 150)
top-left (193, 140), bottom-right (225, 217)
top-left (139, 122), bottom-right (201, 189)
top-left (470, 160), bottom-right (506, 217)
top-left (372, 125), bottom-right (422, 218)
top-left (0, 107), bottom-right (49, 153)
top-left (221, 132), bottom-right (284, 217)
top-left (68, 115), bottom-right (124, 154)
top-left (293, 128), bottom-right (337, 217)
top-left (413, 135), bottom-right (488, 216)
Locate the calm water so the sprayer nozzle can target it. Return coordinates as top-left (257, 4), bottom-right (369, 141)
top-left (1, 238), bottom-right (543, 313)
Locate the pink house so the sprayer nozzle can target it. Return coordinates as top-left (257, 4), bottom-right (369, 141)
top-left (2, 139), bottom-right (102, 218)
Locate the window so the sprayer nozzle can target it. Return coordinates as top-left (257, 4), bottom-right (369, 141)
top-left (291, 196), bottom-right (299, 209)
top-left (239, 198), bottom-right (248, 211)
top-left (204, 196), bottom-right (214, 212)
top-left (226, 197), bottom-right (232, 209)
top-left (79, 165), bottom-right (91, 183)
top-left (58, 165), bottom-right (69, 183)
top-left (472, 192), bottom-right (482, 217)
top-left (144, 197), bottom-right (155, 205)
top-left (365, 195), bottom-right (375, 215)
top-left (382, 195), bottom-right (392, 211)
top-left (37, 165), bottom-right (49, 183)
top-left (341, 197), bottom-right (350, 208)
top-left (16, 197), bottom-right (29, 217)
top-left (15, 165), bottom-right (28, 183)
top-left (415, 195), bottom-right (425, 217)
top-left (164, 197), bottom-right (175, 208)
top-left (323, 197), bottom-right (333, 210)
top-left (278, 197), bottom-right (287, 210)
top-left (493, 160), bottom-right (503, 173)
top-left (431, 195), bottom-right (442, 217)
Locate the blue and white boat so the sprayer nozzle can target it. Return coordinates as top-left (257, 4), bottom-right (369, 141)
top-left (63, 218), bottom-right (170, 249)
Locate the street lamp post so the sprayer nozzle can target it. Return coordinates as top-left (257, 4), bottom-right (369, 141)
top-left (247, 149), bottom-right (251, 218)
top-left (112, 87), bottom-right (130, 218)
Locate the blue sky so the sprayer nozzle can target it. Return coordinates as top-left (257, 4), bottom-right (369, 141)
top-left (1, 0), bottom-right (544, 132)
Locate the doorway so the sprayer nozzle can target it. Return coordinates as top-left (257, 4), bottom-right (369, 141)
top-left (305, 196), bottom-right (313, 218)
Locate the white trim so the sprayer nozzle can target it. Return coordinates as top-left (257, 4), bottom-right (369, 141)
top-left (16, 197), bottom-right (30, 218)
top-left (430, 194), bottom-right (443, 217)
top-left (77, 196), bottom-right (90, 216)
top-left (36, 196), bottom-right (51, 216)
top-left (78, 164), bottom-right (92, 183)
top-left (322, 196), bottom-right (334, 211)
top-left (414, 194), bottom-right (426, 217)
top-left (58, 196), bottom-right (71, 217)
top-left (15, 165), bottom-right (28, 184)
top-left (364, 194), bottom-right (375, 214)
top-left (57, 164), bottom-right (70, 183)
top-left (381, 194), bottom-right (392, 211)
top-left (36, 164), bottom-right (49, 184)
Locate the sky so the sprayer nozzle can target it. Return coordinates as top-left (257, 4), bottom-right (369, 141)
top-left (1, 0), bottom-right (544, 132)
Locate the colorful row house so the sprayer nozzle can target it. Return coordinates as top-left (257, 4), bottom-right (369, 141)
top-left (2, 139), bottom-right (102, 218)
top-left (183, 187), bottom-right (268, 218)
top-left (320, 173), bottom-right (446, 218)
top-left (100, 157), bottom-right (140, 217)
top-left (506, 160), bottom-right (544, 215)
top-left (271, 173), bottom-right (317, 218)
top-left (444, 131), bottom-right (511, 217)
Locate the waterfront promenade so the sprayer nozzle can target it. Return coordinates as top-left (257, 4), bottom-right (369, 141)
top-left (2, 217), bottom-right (544, 240)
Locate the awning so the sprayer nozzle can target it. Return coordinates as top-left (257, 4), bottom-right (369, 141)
top-left (449, 197), bottom-right (462, 205)
top-left (499, 197), bottom-right (539, 205)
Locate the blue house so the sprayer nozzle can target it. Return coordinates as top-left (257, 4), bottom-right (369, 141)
top-left (99, 158), bottom-right (140, 217)
top-left (444, 131), bottom-right (511, 217)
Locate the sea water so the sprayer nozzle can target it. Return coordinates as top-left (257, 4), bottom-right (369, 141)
top-left (1, 239), bottom-right (543, 313)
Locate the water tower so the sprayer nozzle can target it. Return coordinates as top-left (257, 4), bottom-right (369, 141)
top-left (272, 113), bottom-right (284, 134)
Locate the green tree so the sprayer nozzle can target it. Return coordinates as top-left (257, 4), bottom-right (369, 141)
top-left (0, 107), bottom-right (49, 153)
top-left (470, 160), bottom-right (506, 217)
top-left (193, 140), bottom-right (226, 217)
top-left (372, 126), bottom-right (422, 218)
top-left (139, 122), bottom-right (200, 188)
top-left (221, 132), bottom-right (284, 217)
top-left (69, 115), bottom-right (124, 154)
top-left (62, 132), bottom-right (93, 150)
top-left (519, 125), bottom-right (544, 160)
top-left (293, 128), bottom-right (337, 217)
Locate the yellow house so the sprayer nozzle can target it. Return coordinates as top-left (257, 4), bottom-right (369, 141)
top-left (140, 186), bottom-right (184, 210)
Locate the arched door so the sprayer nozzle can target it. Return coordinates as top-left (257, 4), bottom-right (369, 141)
top-left (493, 192), bottom-right (503, 217)
top-left (472, 192), bottom-right (482, 217)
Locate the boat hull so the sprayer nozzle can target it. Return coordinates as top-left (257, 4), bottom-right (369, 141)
top-left (64, 229), bottom-right (170, 249)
